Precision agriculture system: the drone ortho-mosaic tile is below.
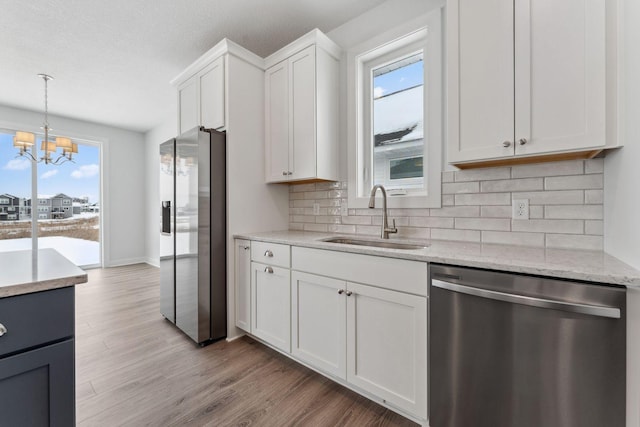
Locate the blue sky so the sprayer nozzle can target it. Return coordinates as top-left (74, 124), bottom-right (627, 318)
top-left (0, 132), bottom-right (100, 203)
top-left (373, 60), bottom-right (423, 99)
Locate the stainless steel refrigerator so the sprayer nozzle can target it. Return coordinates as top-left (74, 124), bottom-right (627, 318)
top-left (159, 126), bottom-right (226, 344)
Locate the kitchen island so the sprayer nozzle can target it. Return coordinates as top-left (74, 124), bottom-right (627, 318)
top-left (0, 248), bottom-right (88, 426)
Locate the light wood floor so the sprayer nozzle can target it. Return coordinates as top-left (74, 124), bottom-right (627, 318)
top-left (75, 263), bottom-right (418, 426)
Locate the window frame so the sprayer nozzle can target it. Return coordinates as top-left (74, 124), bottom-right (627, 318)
top-left (347, 9), bottom-right (443, 209)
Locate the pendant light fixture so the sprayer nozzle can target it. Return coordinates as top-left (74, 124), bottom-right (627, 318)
top-left (13, 74), bottom-right (78, 164)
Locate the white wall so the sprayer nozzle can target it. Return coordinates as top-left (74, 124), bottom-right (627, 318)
top-left (144, 115), bottom-right (177, 266)
top-left (327, 0), bottom-right (445, 180)
top-left (604, 1), bottom-right (640, 425)
top-left (605, 0), bottom-right (640, 271)
top-left (0, 104), bottom-right (146, 267)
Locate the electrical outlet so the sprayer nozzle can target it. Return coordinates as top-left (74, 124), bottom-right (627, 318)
top-left (340, 204), bottom-right (348, 216)
top-left (512, 199), bottom-right (529, 220)
top-left (313, 203), bottom-right (320, 215)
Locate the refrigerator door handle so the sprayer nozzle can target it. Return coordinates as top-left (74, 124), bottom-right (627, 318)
top-left (432, 279), bottom-right (621, 319)
top-left (161, 200), bottom-right (171, 235)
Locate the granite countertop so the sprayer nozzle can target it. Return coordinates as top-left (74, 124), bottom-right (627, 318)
top-left (235, 230), bottom-right (640, 287)
top-left (0, 248), bottom-right (88, 298)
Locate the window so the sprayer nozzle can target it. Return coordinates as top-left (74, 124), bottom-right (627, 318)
top-left (348, 9), bottom-right (443, 209)
top-left (0, 198), bottom-right (8, 204)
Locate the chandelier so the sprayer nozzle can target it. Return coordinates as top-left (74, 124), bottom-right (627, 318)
top-left (13, 74), bottom-right (78, 165)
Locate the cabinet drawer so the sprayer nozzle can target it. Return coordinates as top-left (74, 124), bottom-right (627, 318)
top-left (292, 247), bottom-right (428, 297)
top-left (0, 287), bottom-right (74, 358)
top-left (251, 241), bottom-right (290, 268)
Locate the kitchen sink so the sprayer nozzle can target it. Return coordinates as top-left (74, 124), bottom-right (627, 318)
top-left (321, 237), bottom-right (428, 250)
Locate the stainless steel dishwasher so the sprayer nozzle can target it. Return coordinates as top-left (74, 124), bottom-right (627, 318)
top-left (429, 264), bottom-right (626, 427)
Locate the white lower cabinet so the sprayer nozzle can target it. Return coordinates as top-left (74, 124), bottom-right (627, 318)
top-left (346, 281), bottom-right (427, 419)
top-left (235, 239), bottom-right (251, 332)
top-left (290, 247), bottom-right (428, 422)
top-left (244, 242), bottom-right (428, 423)
top-left (251, 262), bottom-right (291, 353)
top-left (291, 271), bottom-right (347, 379)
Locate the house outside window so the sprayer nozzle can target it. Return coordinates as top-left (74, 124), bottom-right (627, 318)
top-left (348, 9), bottom-right (443, 209)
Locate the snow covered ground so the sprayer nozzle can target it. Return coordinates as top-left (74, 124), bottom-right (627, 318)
top-left (0, 236), bottom-right (100, 266)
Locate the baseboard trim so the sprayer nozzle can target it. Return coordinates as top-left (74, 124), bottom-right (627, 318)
top-left (106, 257), bottom-right (147, 267)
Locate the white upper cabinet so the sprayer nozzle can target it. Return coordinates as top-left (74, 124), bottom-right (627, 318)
top-left (264, 29), bottom-right (340, 183)
top-left (176, 56), bottom-right (224, 134)
top-left (447, 0), bottom-right (618, 166)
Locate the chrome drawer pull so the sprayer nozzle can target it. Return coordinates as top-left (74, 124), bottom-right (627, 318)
top-left (0, 323), bottom-right (7, 337)
top-left (264, 266), bottom-right (274, 274)
top-left (338, 289), bottom-right (344, 295)
top-left (264, 250), bottom-right (273, 257)
top-left (346, 291), bottom-right (353, 297)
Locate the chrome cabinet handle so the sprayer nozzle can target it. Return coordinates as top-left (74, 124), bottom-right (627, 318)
top-left (264, 266), bottom-right (274, 274)
top-left (346, 291), bottom-right (353, 297)
top-left (243, 246), bottom-right (250, 250)
top-left (287, 171), bottom-right (293, 175)
top-left (264, 250), bottom-right (273, 257)
top-left (519, 138), bottom-right (528, 145)
top-left (338, 289), bottom-right (344, 295)
top-left (282, 171), bottom-right (288, 176)
top-left (0, 323), bottom-right (6, 337)
top-left (503, 141), bottom-right (512, 148)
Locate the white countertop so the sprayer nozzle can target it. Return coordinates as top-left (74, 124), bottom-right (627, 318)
top-left (235, 230), bottom-right (640, 287)
top-left (0, 248), bottom-right (88, 298)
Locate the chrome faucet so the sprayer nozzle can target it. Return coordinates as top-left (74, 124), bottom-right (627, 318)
top-left (368, 185), bottom-right (398, 239)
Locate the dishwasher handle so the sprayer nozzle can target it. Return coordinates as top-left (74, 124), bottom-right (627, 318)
top-left (432, 279), bottom-right (621, 319)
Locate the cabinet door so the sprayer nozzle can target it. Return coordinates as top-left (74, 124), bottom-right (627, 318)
top-left (199, 56), bottom-right (225, 130)
top-left (178, 79), bottom-right (198, 134)
top-left (251, 262), bottom-right (291, 352)
top-left (514, 0), bottom-right (605, 155)
top-left (291, 271), bottom-right (346, 379)
top-left (265, 61), bottom-right (290, 182)
top-left (0, 340), bottom-right (74, 427)
top-left (235, 240), bottom-right (251, 332)
top-left (447, 0), bottom-right (515, 163)
top-left (289, 45), bottom-right (317, 180)
top-left (346, 282), bottom-right (427, 420)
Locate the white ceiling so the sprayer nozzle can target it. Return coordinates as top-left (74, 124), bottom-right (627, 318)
top-left (0, 0), bottom-right (387, 133)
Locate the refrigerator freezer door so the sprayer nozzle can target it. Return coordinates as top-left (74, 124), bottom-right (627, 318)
top-left (159, 139), bottom-right (175, 323)
top-left (175, 128), bottom-right (211, 343)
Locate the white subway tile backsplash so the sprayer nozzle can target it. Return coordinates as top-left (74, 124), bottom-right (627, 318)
top-left (544, 174), bottom-right (603, 190)
top-left (328, 224), bottom-right (357, 234)
top-left (291, 183), bottom-right (316, 192)
top-left (585, 220), bottom-right (604, 236)
top-left (480, 206), bottom-right (512, 218)
top-left (455, 218), bottom-right (511, 231)
top-left (442, 171), bottom-right (455, 183)
top-left (585, 158), bottom-right (604, 174)
top-left (443, 181), bottom-right (480, 194)
top-left (455, 193), bottom-right (511, 206)
top-left (546, 234), bottom-right (603, 250)
top-left (341, 216), bottom-right (373, 225)
top-left (585, 190), bottom-right (604, 204)
top-left (455, 167), bottom-right (511, 182)
top-left (288, 159), bottom-right (604, 250)
top-left (303, 223), bottom-right (328, 232)
top-left (481, 231), bottom-right (545, 247)
top-left (512, 219), bottom-right (584, 234)
top-left (511, 190), bottom-right (583, 205)
top-left (304, 191), bottom-right (328, 200)
top-left (511, 160), bottom-right (583, 178)
top-left (480, 178), bottom-right (543, 193)
top-left (432, 228), bottom-right (481, 242)
top-left (409, 217), bottom-right (454, 228)
top-left (545, 205), bottom-right (603, 220)
top-left (431, 206), bottom-right (481, 217)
